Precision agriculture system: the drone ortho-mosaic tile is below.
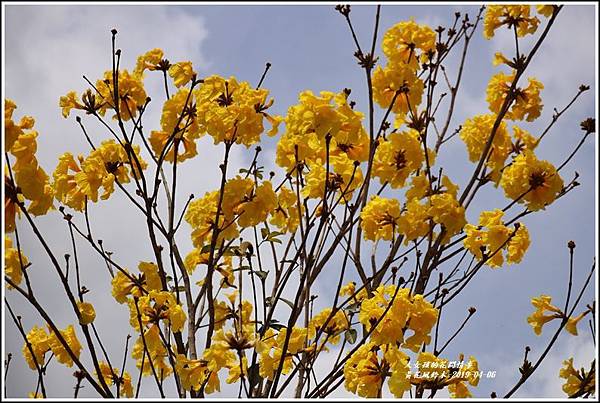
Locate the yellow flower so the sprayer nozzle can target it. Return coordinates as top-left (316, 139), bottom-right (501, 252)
top-left (512, 125), bottom-right (538, 152)
top-left (128, 291), bottom-right (186, 332)
top-left (276, 90), bottom-right (364, 169)
top-left (59, 91), bottom-right (85, 118)
top-left (175, 353), bottom-right (210, 392)
top-left (373, 129), bottom-right (430, 188)
top-left (28, 392), bottom-right (43, 398)
top-left (195, 75), bottom-right (281, 146)
top-left (385, 345), bottom-right (411, 398)
top-left (404, 294), bottom-right (439, 352)
top-left (6, 102), bottom-right (54, 216)
top-left (537, 5), bottom-right (556, 18)
top-left (382, 19), bottom-right (436, 68)
top-left (223, 178), bottom-right (277, 228)
top-left (77, 301), bottom-right (96, 325)
top-left (399, 199), bottom-right (430, 243)
top-left (95, 361), bottom-right (134, 398)
top-left (47, 324), bottom-right (82, 367)
top-left (258, 327), bottom-right (306, 381)
top-left (464, 210), bottom-right (530, 268)
top-left (302, 155), bottom-right (363, 203)
top-left (344, 342), bottom-right (385, 398)
top-left (360, 196), bottom-right (401, 241)
top-left (460, 114), bottom-right (511, 182)
top-left (52, 152), bottom-right (86, 211)
top-left (5, 99), bottom-right (28, 151)
top-left (95, 70), bottom-right (147, 121)
top-left (492, 52), bottom-right (511, 67)
top-left (483, 5), bottom-right (540, 39)
top-left (308, 308), bottom-right (349, 344)
top-left (5, 235), bottom-right (29, 288)
top-left (169, 61), bottom-right (195, 88)
top-left (500, 150), bottom-right (563, 211)
top-left (448, 381), bottom-right (472, 398)
top-left (559, 358), bottom-right (595, 397)
top-left (226, 356), bottom-right (248, 384)
top-left (138, 261), bottom-right (163, 292)
top-left (22, 326), bottom-right (50, 370)
top-left (269, 186), bottom-right (303, 233)
top-left (149, 88), bottom-right (202, 163)
top-left (134, 48), bottom-right (165, 78)
top-left (427, 192), bottom-right (466, 243)
top-left (185, 190), bottom-right (239, 249)
top-left (506, 223), bottom-right (530, 264)
top-left (131, 326), bottom-right (173, 378)
top-left (527, 295), bottom-right (563, 335)
top-left (371, 64), bottom-right (425, 126)
top-left (487, 72), bottom-right (544, 122)
top-left (565, 311), bottom-right (589, 336)
top-left (358, 286), bottom-right (437, 350)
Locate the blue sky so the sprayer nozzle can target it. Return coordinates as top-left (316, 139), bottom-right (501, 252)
top-left (3, 3), bottom-right (597, 398)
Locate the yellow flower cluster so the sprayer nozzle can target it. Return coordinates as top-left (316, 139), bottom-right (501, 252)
top-left (60, 70), bottom-right (147, 121)
top-left (22, 325), bottom-right (82, 370)
top-left (185, 177), bottom-right (278, 258)
top-left (559, 358), bottom-right (595, 397)
top-left (301, 154), bottom-right (364, 203)
top-left (111, 261), bottom-right (163, 304)
top-left (135, 48), bottom-right (196, 88)
top-left (175, 353), bottom-right (221, 394)
top-left (269, 186), bottom-right (303, 233)
top-left (382, 19), bottom-right (437, 68)
top-left (360, 196), bottom-right (402, 241)
top-left (463, 209), bottom-right (530, 268)
top-left (373, 20), bottom-right (434, 126)
top-left (427, 192), bottom-right (467, 243)
top-left (526, 295), bottom-right (563, 335)
top-left (131, 325), bottom-right (172, 378)
top-left (483, 5), bottom-right (540, 39)
top-left (500, 150), bottom-right (563, 211)
top-left (459, 114), bottom-right (512, 183)
top-left (174, 294), bottom-right (256, 394)
top-left (149, 88), bottom-right (202, 162)
top-left (257, 326), bottom-right (307, 381)
top-left (276, 90), bottom-right (368, 202)
top-left (527, 294), bottom-right (591, 337)
top-left (53, 140), bottom-right (147, 211)
top-left (195, 75), bottom-right (282, 146)
top-left (371, 65), bottom-right (425, 127)
top-left (221, 176), bottom-right (278, 228)
top-left (344, 342), bottom-right (410, 398)
top-left (5, 100), bottom-right (54, 229)
top-left (279, 91), bottom-right (365, 161)
top-left (194, 299), bottom-right (256, 391)
top-left (486, 72), bottom-right (544, 122)
top-left (95, 361), bottom-right (134, 398)
top-left (128, 290), bottom-right (186, 332)
top-left (307, 308), bottom-right (350, 345)
top-left (373, 129), bottom-right (433, 188)
top-left (357, 286), bottom-right (438, 351)
top-left (361, 178), bottom-right (465, 244)
top-left (4, 236), bottom-right (29, 288)
top-left (343, 342), bottom-right (480, 398)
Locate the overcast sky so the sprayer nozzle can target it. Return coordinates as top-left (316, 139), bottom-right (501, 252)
top-left (3, 3), bottom-right (597, 399)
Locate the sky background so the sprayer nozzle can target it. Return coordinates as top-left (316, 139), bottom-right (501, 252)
top-left (3, 3), bottom-right (597, 399)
